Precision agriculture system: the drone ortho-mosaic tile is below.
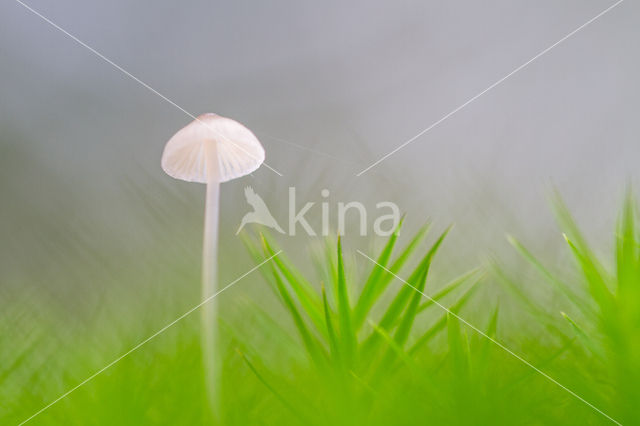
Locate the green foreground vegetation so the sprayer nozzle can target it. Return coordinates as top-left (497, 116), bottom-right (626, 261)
top-left (2, 192), bottom-right (639, 425)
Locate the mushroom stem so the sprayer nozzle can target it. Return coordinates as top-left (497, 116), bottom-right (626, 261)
top-left (162, 114), bottom-right (265, 422)
top-left (202, 148), bottom-right (221, 419)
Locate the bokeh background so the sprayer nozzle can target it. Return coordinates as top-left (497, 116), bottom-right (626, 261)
top-left (1, 0), bottom-right (639, 424)
top-left (2, 0), bottom-right (639, 264)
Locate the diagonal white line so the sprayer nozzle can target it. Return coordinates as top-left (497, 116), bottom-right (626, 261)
top-left (13, 0), bottom-right (284, 177)
top-left (356, 0), bottom-right (624, 176)
top-left (17, 251), bottom-right (282, 426)
top-left (256, 132), bottom-right (363, 168)
top-left (356, 249), bottom-right (621, 425)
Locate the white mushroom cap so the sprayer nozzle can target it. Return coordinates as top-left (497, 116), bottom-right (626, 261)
top-left (161, 113), bottom-right (265, 183)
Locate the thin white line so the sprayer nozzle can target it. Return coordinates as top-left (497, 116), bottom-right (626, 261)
top-left (17, 251), bottom-right (282, 426)
top-left (356, 249), bottom-right (621, 425)
top-left (355, 0), bottom-right (624, 176)
top-left (257, 132), bottom-right (361, 167)
top-left (13, 0), bottom-right (284, 177)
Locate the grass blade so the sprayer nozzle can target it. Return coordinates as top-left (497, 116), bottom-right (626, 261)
top-left (561, 311), bottom-right (605, 360)
top-left (238, 350), bottom-right (312, 424)
top-left (374, 265), bottom-right (429, 374)
top-left (393, 265), bottom-right (428, 348)
top-left (369, 320), bottom-right (418, 378)
top-left (447, 313), bottom-right (469, 379)
top-left (616, 190), bottom-right (639, 298)
top-left (379, 226), bottom-right (451, 330)
top-left (272, 267), bottom-right (327, 369)
top-left (507, 234), bottom-right (596, 319)
top-left (353, 216), bottom-right (405, 330)
top-left (322, 284), bottom-right (341, 366)
top-left (354, 221), bottom-right (432, 330)
top-left (416, 268), bottom-right (482, 316)
top-left (362, 226), bottom-right (451, 358)
top-left (408, 283), bottom-right (478, 355)
top-left (336, 237), bottom-right (355, 367)
top-left (261, 234), bottom-right (326, 336)
top-left (563, 234), bottom-right (613, 315)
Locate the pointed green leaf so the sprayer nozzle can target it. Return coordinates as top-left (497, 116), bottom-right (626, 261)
top-left (416, 268), bottom-right (482, 316)
top-left (561, 311), bottom-right (605, 360)
top-left (272, 267), bottom-right (327, 369)
top-left (447, 312), bottom-right (469, 378)
top-left (354, 221), bottom-right (432, 330)
top-left (238, 350), bottom-right (312, 424)
top-left (336, 237), bottom-right (355, 366)
top-left (408, 283), bottom-right (478, 355)
top-left (616, 189), bottom-right (639, 297)
top-left (322, 284), bottom-right (341, 365)
top-left (261, 234), bottom-right (326, 336)
top-left (353, 216), bottom-right (405, 329)
top-left (393, 265), bottom-right (429, 348)
top-left (362, 226), bottom-right (450, 357)
top-left (379, 226), bottom-right (451, 330)
top-left (369, 319), bottom-right (418, 379)
top-left (507, 234), bottom-right (596, 319)
top-left (563, 233), bottom-right (613, 315)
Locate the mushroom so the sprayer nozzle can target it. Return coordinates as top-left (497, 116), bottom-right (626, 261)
top-left (161, 113), bottom-right (265, 414)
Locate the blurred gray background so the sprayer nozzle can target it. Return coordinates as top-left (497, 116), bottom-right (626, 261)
top-left (1, 0), bottom-right (638, 290)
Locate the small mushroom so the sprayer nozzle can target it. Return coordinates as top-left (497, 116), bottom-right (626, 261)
top-left (161, 113), bottom-right (265, 413)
